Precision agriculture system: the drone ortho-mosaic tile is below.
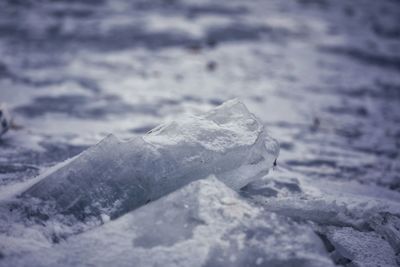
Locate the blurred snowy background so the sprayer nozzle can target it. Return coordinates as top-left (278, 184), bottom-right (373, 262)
top-left (0, 0), bottom-right (400, 266)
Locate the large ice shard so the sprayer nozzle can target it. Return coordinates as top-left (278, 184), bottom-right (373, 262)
top-left (3, 177), bottom-right (333, 267)
top-left (21, 99), bottom-right (279, 219)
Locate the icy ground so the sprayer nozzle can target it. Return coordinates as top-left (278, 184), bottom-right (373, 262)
top-left (0, 0), bottom-right (400, 266)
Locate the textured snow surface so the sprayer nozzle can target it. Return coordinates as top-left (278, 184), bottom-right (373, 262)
top-left (241, 170), bottom-right (400, 266)
top-left (0, 0), bottom-right (400, 266)
top-left (21, 99), bottom-right (278, 219)
top-left (0, 177), bottom-right (333, 267)
top-left (325, 227), bottom-right (398, 267)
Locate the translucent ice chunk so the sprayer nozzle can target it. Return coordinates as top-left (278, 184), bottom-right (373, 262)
top-left (21, 99), bottom-right (279, 219)
top-left (4, 177), bottom-right (333, 267)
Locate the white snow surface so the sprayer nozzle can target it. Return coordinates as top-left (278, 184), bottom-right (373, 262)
top-left (0, 177), bottom-right (334, 267)
top-left (0, 0), bottom-right (400, 265)
top-left (241, 168), bottom-right (400, 266)
top-left (0, 101), bottom-right (399, 267)
top-left (1, 99), bottom-right (399, 267)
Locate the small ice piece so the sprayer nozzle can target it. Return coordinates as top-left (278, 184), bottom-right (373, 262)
top-left (21, 99), bottom-right (279, 219)
top-left (4, 177), bottom-right (333, 267)
top-left (325, 227), bottom-right (398, 267)
top-left (0, 103), bottom-right (11, 137)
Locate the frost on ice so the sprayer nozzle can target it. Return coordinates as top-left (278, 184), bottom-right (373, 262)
top-left (21, 99), bottom-right (279, 219)
top-left (2, 177), bottom-right (333, 267)
top-left (241, 171), bottom-right (400, 266)
top-left (2, 99), bottom-right (397, 267)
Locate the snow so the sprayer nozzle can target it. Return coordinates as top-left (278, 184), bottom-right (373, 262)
top-left (20, 100), bottom-right (279, 219)
top-left (325, 227), bottom-right (398, 267)
top-left (241, 168), bottom-right (400, 266)
top-left (0, 0), bottom-right (400, 266)
top-left (0, 177), bottom-right (334, 267)
top-left (1, 100), bottom-right (399, 266)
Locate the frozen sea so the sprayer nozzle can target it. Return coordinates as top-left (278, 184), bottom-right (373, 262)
top-left (0, 0), bottom-right (400, 266)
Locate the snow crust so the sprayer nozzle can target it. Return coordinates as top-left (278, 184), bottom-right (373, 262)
top-left (1, 100), bottom-right (399, 266)
top-left (1, 0), bottom-right (400, 265)
top-left (326, 227), bottom-right (398, 267)
top-left (241, 170), bottom-right (400, 266)
top-left (0, 177), bottom-right (333, 267)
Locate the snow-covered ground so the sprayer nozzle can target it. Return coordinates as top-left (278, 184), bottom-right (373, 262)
top-left (0, 0), bottom-right (400, 266)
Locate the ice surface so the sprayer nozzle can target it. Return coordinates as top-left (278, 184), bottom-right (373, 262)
top-left (21, 99), bottom-right (279, 219)
top-left (241, 169), bottom-right (400, 266)
top-left (1, 0), bottom-right (399, 264)
top-left (325, 227), bottom-right (398, 267)
top-left (1, 177), bottom-right (333, 267)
